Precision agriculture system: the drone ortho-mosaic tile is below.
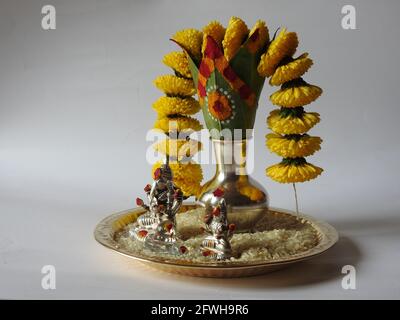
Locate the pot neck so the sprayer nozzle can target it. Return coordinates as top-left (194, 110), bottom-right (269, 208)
top-left (212, 139), bottom-right (249, 175)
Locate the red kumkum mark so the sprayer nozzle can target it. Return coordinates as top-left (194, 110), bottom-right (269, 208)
top-left (138, 230), bottom-right (148, 238)
top-left (153, 168), bottom-right (161, 179)
top-left (213, 188), bottom-right (224, 197)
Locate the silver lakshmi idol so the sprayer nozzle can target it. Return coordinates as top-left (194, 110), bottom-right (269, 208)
top-left (129, 161), bottom-right (187, 255)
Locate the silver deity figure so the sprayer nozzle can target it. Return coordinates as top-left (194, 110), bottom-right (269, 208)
top-left (201, 188), bottom-right (236, 260)
top-left (129, 161), bottom-right (187, 254)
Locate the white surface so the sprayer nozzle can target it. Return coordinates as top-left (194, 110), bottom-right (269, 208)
top-left (1, 0), bottom-right (400, 299)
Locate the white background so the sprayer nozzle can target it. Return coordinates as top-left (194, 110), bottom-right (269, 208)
top-left (1, 0), bottom-right (399, 299)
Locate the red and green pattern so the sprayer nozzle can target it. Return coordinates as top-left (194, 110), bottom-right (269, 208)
top-left (198, 36), bottom-right (256, 109)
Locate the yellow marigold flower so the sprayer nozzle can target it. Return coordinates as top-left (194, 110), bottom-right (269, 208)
top-left (266, 158), bottom-right (323, 183)
top-left (267, 109), bottom-right (320, 135)
top-left (152, 96), bottom-right (200, 116)
top-left (152, 161), bottom-right (203, 197)
top-left (246, 20), bottom-right (269, 53)
top-left (152, 138), bottom-right (202, 159)
top-left (153, 75), bottom-right (195, 96)
top-left (270, 79), bottom-right (322, 108)
top-left (257, 28), bottom-right (298, 77)
top-left (174, 178), bottom-right (202, 197)
top-left (269, 53), bottom-right (313, 86)
top-left (202, 21), bottom-right (225, 53)
top-left (162, 51), bottom-right (192, 78)
top-left (266, 133), bottom-right (322, 158)
top-left (153, 116), bottom-right (202, 133)
top-left (172, 28), bottom-right (203, 62)
top-left (222, 16), bottom-right (249, 61)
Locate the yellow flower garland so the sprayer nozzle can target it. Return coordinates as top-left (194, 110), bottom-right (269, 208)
top-left (150, 26), bottom-right (206, 198)
top-left (260, 26), bottom-right (323, 185)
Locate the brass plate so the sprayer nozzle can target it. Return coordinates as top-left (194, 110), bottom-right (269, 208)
top-left (94, 204), bottom-right (338, 278)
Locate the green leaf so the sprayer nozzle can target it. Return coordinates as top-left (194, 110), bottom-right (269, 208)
top-left (187, 56), bottom-right (199, 89)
